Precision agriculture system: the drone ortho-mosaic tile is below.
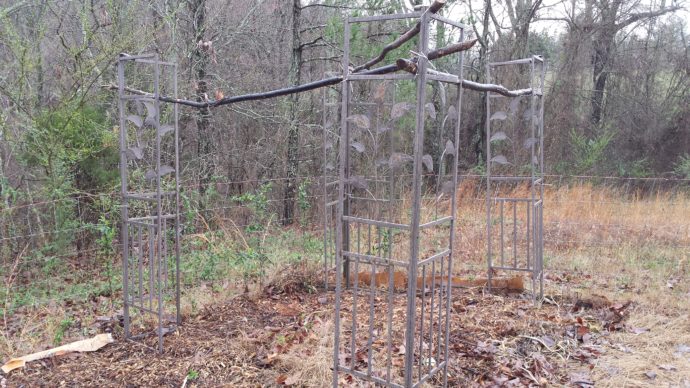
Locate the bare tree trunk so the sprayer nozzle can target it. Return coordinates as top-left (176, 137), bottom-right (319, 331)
top-left (591, 35), bottom-right (613, 125)
top-left (189, 0), bottom-right (213, 200)
top-left (283, 0), bottom-right (302, 226)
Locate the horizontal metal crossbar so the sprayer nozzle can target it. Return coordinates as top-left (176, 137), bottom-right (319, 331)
top-left (343, 251), bottom-right (408, 267)
top-left (429, 13), bottom-right (466, 29)
top-left (489, 266), bottom-right (535, 272)
top-left (131, 58), bottom-right (177, 67)
top-left (343, 216), bottom-right (410, 230)
top-left (489, 58), bottom-right (534, 66)
top-left (417, 249), bottom-right (451, 266)
top-left (420, 216), bottom-right (452, 229)
top-left (349, 12), bottom-right (423, 23)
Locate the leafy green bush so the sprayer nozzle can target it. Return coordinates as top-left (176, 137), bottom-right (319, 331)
top-left (568, 129), bottom-right (615, 175)
top-left (21, 103), bottom-right (118, 192)
top-left (674, 154), bottom-right (690, 179)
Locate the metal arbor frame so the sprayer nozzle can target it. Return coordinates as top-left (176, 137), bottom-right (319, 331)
top-left (117, 54), bottom-right (181, 353)
top-left (332, 11), bottom-right (465, 387)
top-left (485, 56), bottom-right (546, 300)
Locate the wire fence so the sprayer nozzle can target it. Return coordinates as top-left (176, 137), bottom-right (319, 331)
top-left (0, 174), bottom-right (687, 284)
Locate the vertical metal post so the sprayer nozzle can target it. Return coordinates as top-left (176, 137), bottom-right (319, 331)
top-left (485, 62), bottom-right (492, 290)
top-left (332, 17), bottom-right (351, 388)
top-left (153, 56), bottom-right (164, 353)
top-left (443, 26), bottom-right (465, 387)
top-left (322, 85), bottom-right (329, 291)
top-left (529, 58), bottom-right (537, 295)
top-left (173, 63), bottom-right (182, 324)
top-left (404, 11), bottom-right (429, 387)
top-left (117, 58), bottom-right (130, 339)
top-left (537, 59), bottom-right (546, 299)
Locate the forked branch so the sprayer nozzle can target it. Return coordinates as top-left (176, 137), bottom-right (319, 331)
top-left (352, 0), bottom-right (447, 72)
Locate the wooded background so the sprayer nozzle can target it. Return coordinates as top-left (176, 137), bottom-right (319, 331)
top-left (0, 0), bottom-right (688, 273)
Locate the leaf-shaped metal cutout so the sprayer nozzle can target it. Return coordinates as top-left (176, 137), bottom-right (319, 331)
top-left (126, 115), bottom-right (143, 128)
top-left (351, 142), bottom-right (365, 153)
top-left (377, 126), bottom-right (391, 134)
top-left (391, 102), bottom-right (413, 119)
top-left (490, 111), bottom-right (507, 121)
top-left (389, 152), bottom-right (414, 168)
top-left (490, 155), bottom-right (509, 165)
top-left (126, 147), bottom-right (144, 160)
top-left (422, 154), bottom-right (434, 172)
top-left (426, 103), bottom-right (437, 120)
top-left (446, 105), bottom-right (457, 121)
top-left (133, 100), bottom-right (145, 116)
top-left (346, 176), bottom-right (368, 190)
top-left (444, 140), bottom-right (455, 156)
top-left (144, 115), bottom-right (157, 128)
top-left (143, 100), bottom-right (157, 128)
top-left (490, 132), bottom-right (508, 142)
top-left (509, 97), bottom-right (521, 116)
top-left (523, 137), bottom-right (539, 149)
top-left (145, 165), bottom-right (175, 180)
top-left (143, 100), bottom-right (156, 118)
top-left (159, 125), bottom-right (174, 136)
top-left (159, 165), bottom-right (175, 176)
top-left (522, 110), bottom-right (539, 123)
top-left (373, 83), bottom-right (387, 102)
top-left (347, 114), bottom-right (370, 129)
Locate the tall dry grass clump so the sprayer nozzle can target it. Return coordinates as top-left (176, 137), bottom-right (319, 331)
top-left (453, 177), bottom-right (689, 265)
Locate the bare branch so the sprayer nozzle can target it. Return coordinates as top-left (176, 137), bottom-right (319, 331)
top-left (352, 0), bottom-right (447, 72)
top-left (616, 6), bottom-right (682, 30)
top-left (106, 38), bottom-right (479, 108)
top-left (299, 36), bottom-right (324, 49)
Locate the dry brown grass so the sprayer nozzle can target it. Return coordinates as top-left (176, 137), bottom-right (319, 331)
top-left (3, 180), bottom-right (690, 386)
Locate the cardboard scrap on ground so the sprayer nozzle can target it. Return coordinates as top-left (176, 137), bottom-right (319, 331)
top-left (1, 333), bottom-right (114, 374)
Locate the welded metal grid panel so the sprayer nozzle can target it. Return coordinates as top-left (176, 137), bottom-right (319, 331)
top-left (333, 12), bottom-right (465, 388)
top-left (117, 54), bottom-right (181, 353)
top-left (485, 56), bottom-right (545, 300)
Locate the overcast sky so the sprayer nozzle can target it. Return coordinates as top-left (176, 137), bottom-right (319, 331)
top-left (401, 0), bottom-right (689, 38)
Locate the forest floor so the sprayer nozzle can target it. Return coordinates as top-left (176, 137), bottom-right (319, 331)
top-left (5, 258), bottom-right (690, 387)
top-left (3, 182), bottom-right (690, 387)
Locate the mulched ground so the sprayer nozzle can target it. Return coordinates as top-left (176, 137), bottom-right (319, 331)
top-left (6, 273), bottom-right (630, 387)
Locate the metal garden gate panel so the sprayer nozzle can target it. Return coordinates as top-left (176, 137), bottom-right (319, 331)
top-left (117, 54), bottom-right (181, 353)
top-left (332, 11), bottom-right (466, 387)
top-left (485, 56), bottom-right (546, 300)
